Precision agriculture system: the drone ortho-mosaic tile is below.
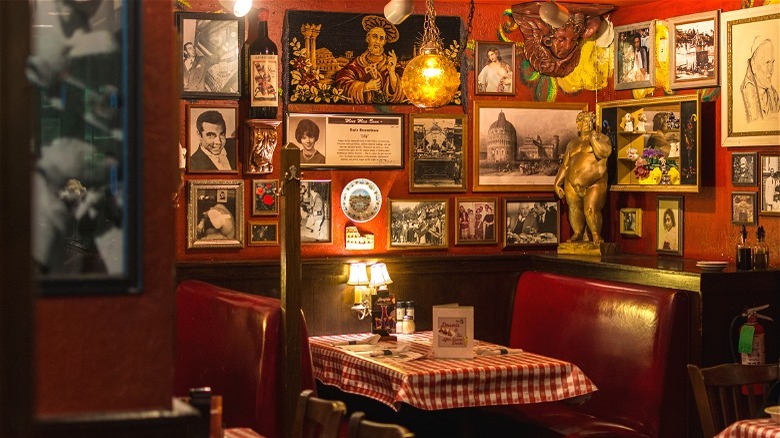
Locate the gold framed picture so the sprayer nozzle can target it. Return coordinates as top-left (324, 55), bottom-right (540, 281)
top-left (619, 208), bottom-right (642, 237)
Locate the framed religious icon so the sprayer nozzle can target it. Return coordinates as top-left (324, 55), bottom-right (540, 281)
top-left (409, 114), bottom-right (467, 193)
top-left (454, 197), bottom-right (498, 246)
top-left (613, 21), bottom-right (655, 90)
top-left (731, 192), bottom-right (757, 225)
top-left (720, 4), bottom-right (780, 147)
top-left (248, 220), bottom-right (279, 246)
top-left (473, 101), bottom-right (587, 192)
top-left (187, 180), bottom-right (244, 249)
top-left (619, 208), bottom-right (642, 237)
top-left (252, 179), bottom-right (279, 216)
top-left (176, 12), bottom-right (243, 99)
top-left (300, 180), bottom-right (331, 243)
top-left (474, 41), bottom-right (515, 96)
top-left (668, 11), bottom-right (719, 90)
top-left (387, 199), bottom-right (448, 250)
top-left (759, 153), bottom-right (780, 215)
top-left (731, 152), bottom-right (757, 186)
top-left (503, 198), bottom-right (560, 248)
top-left (656, 196), bottom-right (683, 256)
top-left (186, 103), bottom-right (239, 174)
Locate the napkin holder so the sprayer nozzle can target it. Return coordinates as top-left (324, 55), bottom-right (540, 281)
top-left (432, 304), bottom-right (474, 359)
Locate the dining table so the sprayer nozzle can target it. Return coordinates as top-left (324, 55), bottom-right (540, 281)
top-left (308, 331), bottom-right (597, 412)
top-left (714, 418), bottom-right (780, 438)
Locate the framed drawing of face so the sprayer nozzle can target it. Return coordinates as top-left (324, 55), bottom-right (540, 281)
top-left (409, 114), bottom-right (467, 193)
top-left (656, 196), bottom-right (683, 256)
top-left (614, 21), bottom-right (655, 90)
top-left (454, 197), bottom-right (498, 246)
top-left (474, 41), bottom-right (515, 96)
top-left (668, 11), bottom-right (719, 90)
top-left (388, 199), bottom-right (448, 249)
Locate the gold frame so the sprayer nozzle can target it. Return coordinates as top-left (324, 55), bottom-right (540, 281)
top-left (248, 219), bottom-right (279, 246)
top-left (454, 197), bottom-right (498, 246)
top-left (667, 10), bottom-right (720, 90)
top-left (408, 114), bottom-right (468, 193)
top-left (387, 198), bottom-right (448, 250)
top-left (187, 179), bottom-right (244, 249)
top-left (619, 208), bottom-right (642, 237)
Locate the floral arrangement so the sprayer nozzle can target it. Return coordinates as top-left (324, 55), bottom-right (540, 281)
top-left (633, 148), bottom-right (680, 185)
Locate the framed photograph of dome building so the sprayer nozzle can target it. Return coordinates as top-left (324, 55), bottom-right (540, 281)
top-left (473, 101), bottom-right (588, 192)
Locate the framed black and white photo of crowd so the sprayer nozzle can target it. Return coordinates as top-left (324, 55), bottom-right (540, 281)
top-left (759, 154), bottom-right (780, 216)
top-left (667, 11), bottom-right (719, 90)
top-left (503, 198), bottom-right (560, 249)
top-left (613, 21), bottom-right (656, 90)
top-left (176, 12), bottom-right (244, 99)
top-left (731, 152), bottom-right (757, 186)
top-left (656, 196), bottom-right (683, 256)
top-left (409, 114), bottom-right (467, 193)
top-left (731, 192), bottom-right (757, 225)
top-left (300, 180), bottom-right (331, 244)
top-left (186, 103), bottom-right (239, 174)
top-left (454, 197), bottom-right (498, 246)
top-left (187, 180), bottom-right (244, 249)
top-left (474, 41), bottom-right (515, 96)
top-left (388, 199), bottom-right (448, 250)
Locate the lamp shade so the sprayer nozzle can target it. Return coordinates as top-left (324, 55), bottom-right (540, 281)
top-left (400, 50), bottom-right (460, 108)
top-left (384, 0), bottom-right (413, 25)
top-left (369, 263), bottom-right (393, 288)
top-left (539, 1), bottom-right (570, 29)
top-left (347, 263), bottom-right (370, 286)
top-left (219, 0), bottom-right (252, 17)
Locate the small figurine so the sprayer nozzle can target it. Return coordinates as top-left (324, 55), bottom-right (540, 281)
top-left (626, 147), bottom-right (639, 161)
top-left (624, 113), bottom-right (634, 132)
top-left (635, 113), bottom-right (647, 132)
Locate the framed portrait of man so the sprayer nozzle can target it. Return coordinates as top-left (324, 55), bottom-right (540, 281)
top-left (186, 103), bottom-right (239, 174)
top-left (613, 21), bottom-right (655, 91)
top-left (731, 152), bottom-right (757, 186)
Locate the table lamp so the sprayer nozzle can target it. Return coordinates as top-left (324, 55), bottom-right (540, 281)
top-left (348, 263), bottom-right (370, 320)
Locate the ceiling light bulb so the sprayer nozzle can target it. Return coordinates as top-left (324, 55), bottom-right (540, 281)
top-left (384, 0), bottom-right (413, 25)
top-left (539, 1), bottom-right (570, 29)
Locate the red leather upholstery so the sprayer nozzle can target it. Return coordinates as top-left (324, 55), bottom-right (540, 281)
top-left (504, 271), bottom-right (690, 438)
top-left (174, 280), bottom-right (315, 438)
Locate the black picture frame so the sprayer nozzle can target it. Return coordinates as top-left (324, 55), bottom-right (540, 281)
top-left (185, 103), bottom-right (240, 174)
top-left (656, 196), bottom-right (684, 256)
top-left (177, 12), bottom-right (244, 99)
top-left (731, 152), bottom-right (757, 186)
top-left (30, 0), bottom-right (142, 296)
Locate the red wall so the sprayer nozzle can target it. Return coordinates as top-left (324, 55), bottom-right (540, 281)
top-left (35, 2), bottom-right (179, 415)
top-left (176, 0), bottom-right (778, 265)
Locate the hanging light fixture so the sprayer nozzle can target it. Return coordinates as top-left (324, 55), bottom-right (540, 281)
top-left (538, 0), bottom-right (570, 29)
top-left (219, 0), bottom-right (253, 17)
top-left (400, 0), bottom-right (460, 108)
top-left (384, 0), bottom-right (414, 25)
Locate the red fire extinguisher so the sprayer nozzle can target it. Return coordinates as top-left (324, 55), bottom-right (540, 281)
top-left (738, 304), bottom-right (773, 394)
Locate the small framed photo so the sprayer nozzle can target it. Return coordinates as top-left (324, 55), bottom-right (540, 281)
top-left (732, 192), bottom-right (757, 225)
top-left (668, 11), bottom-right (719, 90)
top-left (731, 152), bottom-right (757, 186)
top-left (759, 154), bottom-right (780, 215)
top-left (176, 12), bottom-right (244, 99)
top-left (409, 114), bottom-right (467, 193)
top-left (248, 220), bottom-right (278, 246)
top-left (388, 199), bottom-right (448, 249)
top-left (455, 197), bottom-right (498, 246)
top-left (301, 180), bottom-right (331, 243)
top-left (474, 41), bottom-right (515, 95)
top-left (186, 103), bottom-right (239, 174)
top-left (656, 196), bottom-right (683, 256)
top-left (614, 21), bottom-right (655, 90)
top-left (252, 179), bottom-right (279, 216)
top-left (620, 208), bottom-right (642, 237)
top-left (503, 198), bottom-right (560, 248)
top-left (188, 180), bottom-right (244, 249)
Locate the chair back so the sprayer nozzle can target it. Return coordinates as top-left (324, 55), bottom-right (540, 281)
top-left (292, 389), bottom-right (347, 438)
top-left (346, 412), bottom-right (414, 438)
top-left (687, 363), bottom-right (780, 437)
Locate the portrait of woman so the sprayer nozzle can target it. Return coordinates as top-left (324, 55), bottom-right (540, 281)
top-left (657, 196), bottom-right (683, 255)
top-left (475, 41), bottom-right (515, 95)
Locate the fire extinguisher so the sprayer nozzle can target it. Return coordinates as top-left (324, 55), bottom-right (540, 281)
top-left (737, 305), bottom-right (774, 394)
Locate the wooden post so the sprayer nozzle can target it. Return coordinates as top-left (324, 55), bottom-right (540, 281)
top-left (279, 143), bottom-right (302, 438)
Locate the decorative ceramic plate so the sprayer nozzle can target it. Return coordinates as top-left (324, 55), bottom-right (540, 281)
top-left (341, 178), bottom-right (382, 223)
top-left (696, 261), bottom-right (728, 272)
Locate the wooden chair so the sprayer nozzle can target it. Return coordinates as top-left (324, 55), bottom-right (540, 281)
top-left (291, 389), bottom-right (347, 438)
top-left (346, 412), bottom-right (415, 438)
top-left (687, 363), bottom-right (779, 437)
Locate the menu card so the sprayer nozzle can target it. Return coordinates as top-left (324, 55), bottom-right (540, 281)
top-left (432, 304), bottom-right (474, 359)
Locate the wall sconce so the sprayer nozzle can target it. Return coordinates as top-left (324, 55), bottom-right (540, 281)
top-left (219, 0), bottom-right (253, 17)
top-left (384, 0), bottom-right (413, 25)
top-left (538, 0), bottom-right (570, 29)
top-left (347, 263), bottom-right (370, 320)
top-left (369, 263), bottom-right (393, 293)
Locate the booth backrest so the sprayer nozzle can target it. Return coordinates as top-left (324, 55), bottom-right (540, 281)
top-left (509, 271), bottom-right (691, 437)
top-left (175, 280), bottom-right (315, 438)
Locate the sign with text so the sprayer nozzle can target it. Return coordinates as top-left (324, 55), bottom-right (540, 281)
top-left (432, 304), bottom-right (474, 359)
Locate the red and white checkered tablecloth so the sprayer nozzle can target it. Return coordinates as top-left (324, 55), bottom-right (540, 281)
top-left (309, 331), bottom-right (597, 411)
top-left (714, 419), bottom-right (780, 438)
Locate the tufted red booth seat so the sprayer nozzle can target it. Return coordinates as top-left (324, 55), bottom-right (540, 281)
top-left (174, 280), bottom-right (315, 438)
top-left (495, 271), bottom-right (691, 437)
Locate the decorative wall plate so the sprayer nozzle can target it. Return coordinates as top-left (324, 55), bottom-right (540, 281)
top-left (341, 178), bottom-right (382, 223)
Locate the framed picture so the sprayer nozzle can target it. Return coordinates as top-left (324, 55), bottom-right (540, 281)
top-left (620, 208), bottom-right (643, 237)
top-left (252, 179), bottom-right (279, 215)
top-left (388, 199), bottom-right (448, 249)
top-left (474, 41), bottom-right (515, 95)
top-left (473, 101), bottom-right (587, 192)
top-left (188, 180), bottom-right (244, 249)
top-left (186, 103), bottom-right (239, 174)
top-left (286, 113), bottom-right (403, 169)
top-left (409, 114), bottom-right (467, 193)
top-left (614, 21), bottom-right (655, 90)
top-left (668, 11), bottom-right (719, 90)
top-left (503, 198), bottom-right (560, 248)
top-left (30, 0), bottom-right (141, 295)
top-left (732, 152), bottom-right (757, 186)
top-left (656, 196), bottom-right (683, 256)
top-left (720, 4), bottom-right (780, 147)
top-left (301, 180), bottom-right (331, 243)
top-left (176, 12), bottom-right (243, 99)
top-left (759, 154), bottom-right (780, 215)
top-left (732, 192), bottom-right (757, 225)
top-left (248, 220), bottom-right (279, 246)
top-left (454, 197), bottom-right (498, 246)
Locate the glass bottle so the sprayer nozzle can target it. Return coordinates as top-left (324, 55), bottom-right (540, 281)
top-left (754, 226), bottom-right (769, 270)
top-left (244, 8), bottom-right (278, 119)
top-left (736, 225), bottom-right (753, 270)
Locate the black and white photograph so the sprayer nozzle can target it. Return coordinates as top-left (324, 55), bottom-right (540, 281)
top-left (475, 41), bottom-right (515, 95)
top-left (620, 208), bottom-right (642, 237)
top-left (188, 180), bottom-right (244, 249)
top-left (503, 199), bottom-right (559, 248)
top-left (455, 198), bottom-right (497, 246)
top-left (177, 12), bottom-right (243, 99)
top-left (614, 21), bottom-right (655, 91)
top-left (248, 220), bottom-right (279, 246)
top-left (186, 104), bottom-right (238, 174)
top-left (409, 114), bottom-right (467, 193)
top-left (668, 11), bottom-right (719, 90)
top-left (731, 192), bottom-right (757, 225)
top-left (760, 154), bottom-right (780, 215)
top-left (731, 152), bottom-right (757, 186)
top-left (656, 196), bottom-right (684, 256)
top-left (388, 199), bottom-right (448, 249)
top-left (300, 180), bottom-right (331, 243)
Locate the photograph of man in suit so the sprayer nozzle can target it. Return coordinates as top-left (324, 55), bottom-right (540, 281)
top-left (189, 110), bottom-right (237, 172)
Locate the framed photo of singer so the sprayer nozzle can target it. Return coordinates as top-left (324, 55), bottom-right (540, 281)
top-left (614, 21), bottom-right (656, 91)
top-left (656, 196), bottom-right (683, 256)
